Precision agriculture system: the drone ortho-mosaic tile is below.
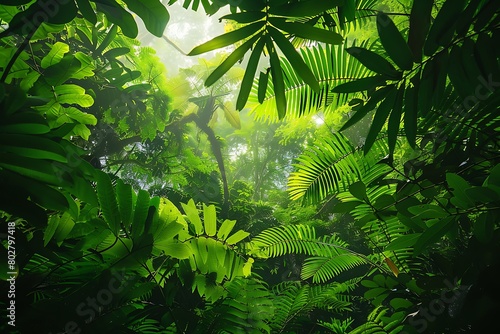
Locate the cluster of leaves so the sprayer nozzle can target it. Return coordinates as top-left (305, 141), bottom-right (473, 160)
top-left (2, 0), bottom-right (500, 333)
top-left (285, 0), bottom-right (500, 332)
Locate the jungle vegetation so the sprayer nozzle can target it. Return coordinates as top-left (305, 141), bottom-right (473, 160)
top-left (0, 0), bottom-right (499, 333)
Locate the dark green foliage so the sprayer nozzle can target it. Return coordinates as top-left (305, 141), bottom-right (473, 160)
top-left (1, 0), bottom-right (500, 333)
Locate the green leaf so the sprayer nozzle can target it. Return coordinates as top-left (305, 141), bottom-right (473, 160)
top-left (403, 74), bottom-right (419, 148)
top-left (407, 0), bottom-right (433, 62)
top-left (0, 153), bottom-right (64, 185)
top-left (257, 70), bottom-right (269, 104)
top-left (346, 47), bottom-right (400, 79)
top-left (44, 215), bottom-right (59, 247)
top-left (226, 230), bottom-right (250, 245)
top-left (387, 85), bottom-right (404, 154)
top-left (474, 0), bottom-right (500, 31)
top-left (181, 199), bottom-right (203, 235)
top-left (268, 40), bottom-right (286, 119)
top-left (73, 52), bottom-right (95, 79)
top-left (364, 287), bottom-right (387, 300)
top-left (95, 24), bottom-right (117, 55)
top-left (332, 201), bottom-right (363, 213)
top-left (63, 107), bottom-right (97, 125)
top-left (376, 12), bottom-right (413, 70)
top-left (123, 0), bottom-right (170, 37)
top-left (332, 75), bottom-right (386, 93)
top-left (116, 179), bottom-right (133, 230)
top-left (465, 186), bottom-right (499, 204)
top-left (414, 217), bottom-right (455, 256)
top-left (447, 172), bottom-right (474, 208)
top-left (222, 104), bottom-right (241, 129)
top-left (217, 219), bottom-right (236, 240)
top-left (424, 0), bottom-right (468, 56)
top-left (385, 233), bottom-right (422, 251)
top-left (268, 26), bottom-right (319, 92)
top-left (96, 171), bottom-right (121, 234)
top-left (448, 45), bottom-right (475, 99)
top-left (132, 189), bottom-right (150, 236)
top-left (203, 203), bottom-right (217, 237)
top-left (53, 212), bottom-right (75, 246)
top-left (205, 32), bottom-right (261, 87)
top-left (237, 37), bottom-right (265, 110)
top-left (364, 85), bottom-right (397, 154)
top-left (390, 298), bottom-right (413, 310)
top-left (96, 0), bottom-right (138, 38)
top-left (155, 221), bottom-right (184, 241)
top-left (41, 42), bottom-right (69, 69)
top-left (456, 0), bottom-right (481, 37)
top-left (0, 134), bottom-right (67, 162)
top-left (221, 11), bottom-right (266, 23)
top-left (340, 85), bottom-right (392, 131)
top-left (44, 55), bottom-right (81, 86)
top-left (188, 21), bottom-right (265, 55)
top-left (76, 0), bottom-right (97, 24)
top-left (473, 212), bottom-right (494, 243)
top-left (156, 241), bottom-right (191, 259)
top-left (268, 0), bottom-right (342, 17)
top-left (408, 204), bottom-right (448, 219)
top-left (349, 181), bottom-right (366, 200)
top-left (103, 47), bottom-right (131, 59)
top-left (269, 18), bottom-right (343, 45)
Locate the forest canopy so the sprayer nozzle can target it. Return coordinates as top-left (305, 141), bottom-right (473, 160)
top-left (1, 0), bottom-right (499, 333)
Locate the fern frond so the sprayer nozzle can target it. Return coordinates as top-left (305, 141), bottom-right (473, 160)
top-left (248, 41), bottom-right (373, 122)
top-left (331, 0), bottom-right (380, 33)
top-left (348, 306), bottom-right (405, 334)
top-left (420, 84), bottom-right (500, 152)
top-left (252, 225), bottom-right (372, 282)
top-left (301, 253), bottom-right (369, 283)
top-left (288, 132), bottom-right (390, 204)
top-left (208, 278), bottom-right (274, 334)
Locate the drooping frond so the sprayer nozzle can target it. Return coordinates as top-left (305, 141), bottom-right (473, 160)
top-left (348, 306), bottom-right (405, 334)
top-left (271, 280), bottom-right (357, 333)
top-left (248, 41), bottom-right (373, 122)
top-left (330, 0), bottom-right (380, 33)
top-left (202, 278), bottom-right (274, 334)
top-left (272, 283), bottom-right (311, 333)
top-left (288, 132), bottom-right (391, 204)
top-left (419, 84), bottom-right (500, 152)
top-left (251, 225), bottom-right (371, 282)
top-left (288, 0), bottom-right (380, 47)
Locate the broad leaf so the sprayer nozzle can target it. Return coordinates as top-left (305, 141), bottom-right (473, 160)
top-left (376, 12), bottom-right (413, 70)
top-left (189, 21), bottom-right (265, 55)
top-left (123, 0), bottom-right (169, 37)
top-left (41, 42), bottom-right (69, 69)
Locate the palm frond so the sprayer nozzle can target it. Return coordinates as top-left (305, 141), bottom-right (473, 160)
top-left (271, 280), bottom-right (357, 332)
top-left (331, 0), bottom-right (380, 33)
top-left (272, 283), bottom-right (311, 332)
top-left (287, 0), bottom-right (380, 47)
top-left (419, 83), bottom-right (500, 152)
top-left (206, 278), bottom-right (274, 334)
top-left (348, 306), bottom-right (405, 334)
top-left (248, 41), bottom-right (373, 122)
top-left (252, 225), bottom-right (372, 282)
top-left (288, 132), bottom-right (391, 204)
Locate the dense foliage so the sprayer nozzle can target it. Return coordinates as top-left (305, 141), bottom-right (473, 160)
top-left (1, 0), bottom-right (499, 333)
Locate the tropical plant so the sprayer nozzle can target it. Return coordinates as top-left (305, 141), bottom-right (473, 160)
top-left (2, 0), bottom-right (500, 333)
